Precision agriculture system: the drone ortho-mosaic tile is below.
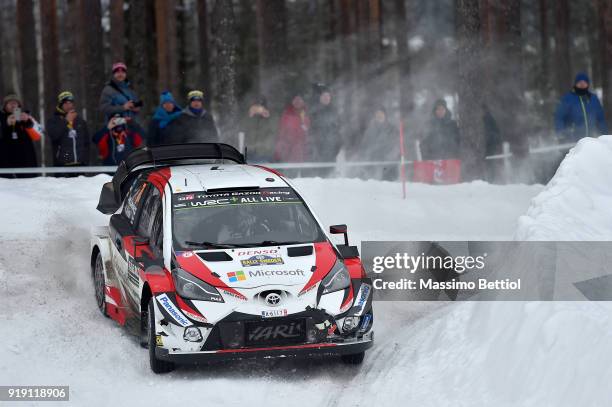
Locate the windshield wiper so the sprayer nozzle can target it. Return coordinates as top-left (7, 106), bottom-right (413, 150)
top-left (184, 241), bottom-right (247, 249)
top-left (251, 240), bottom-right (302, 247)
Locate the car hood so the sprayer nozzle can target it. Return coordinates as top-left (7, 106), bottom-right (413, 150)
top-left (175, 242), bottom-right (337, 290)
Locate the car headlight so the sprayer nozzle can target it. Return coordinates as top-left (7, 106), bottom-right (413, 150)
top-left (321, 260), bottom-right (351, 294)
top-left (172, 268), bottom-right (224, 303)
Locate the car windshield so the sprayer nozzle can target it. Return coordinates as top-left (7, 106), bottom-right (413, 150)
top-left (172, 187), bottom-right (326, 249)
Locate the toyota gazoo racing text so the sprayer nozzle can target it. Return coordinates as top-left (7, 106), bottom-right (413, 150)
top-left (91, 144), bottom-right (373, 373)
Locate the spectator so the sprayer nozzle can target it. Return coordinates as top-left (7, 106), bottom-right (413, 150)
top-left (94, 115), bottom-right (144, 165)
top-left (148, 91), bottom-right (182, 146)
top-left (166, 90), bottom-right (219, 144)
top-left (98, 62), bottom-right (144, 131)
top-left (309, 84), bottom-right (341, 162)
top-left (0, 94), bottom-right (41, 177)
top-left (359, 107), bottom-right (399, 180)
top-left (554, 72), bottom-right (608, 142)
top-left (420, 99), bottom-right (460, 160)
top-left (239, 95), bottom-right (275, 161)
top-left (274, 93), bottom-right (310, 162)
top-left (46, 91), bottom-right (90, 168)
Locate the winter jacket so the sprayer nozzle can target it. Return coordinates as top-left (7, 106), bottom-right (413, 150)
top-left (99, 78), bottom-right (141, 122)
top-left (274, 105), bottom-right (311, 162)
top-left (309, 103), bottom-right (341, 162)
top-left (94, 127), bottom-right (144, 165)
top-left (148, 106), bottom-right (183, 146)
top-left (421, 113), bottom-right (460, 160)
top-left (360, 120), bottom-right (399, 161)
top-left (165, 108), bottom-right (219, 144)
top-left (0, 110), bottom-right (38, 171)
top-left (46, 110), bottom-right (90, 165)
top-left (239, 113), bottom-right (276, 162)
top-left (554, 90), bottom-right (608, 142)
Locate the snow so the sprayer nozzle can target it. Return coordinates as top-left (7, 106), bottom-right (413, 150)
top-left (516, 135), bottom-right (612, 240)
top-left (0, 168), bottom-right (609, 406)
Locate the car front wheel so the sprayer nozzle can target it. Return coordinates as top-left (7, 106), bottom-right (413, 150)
top-left (147, 299), bottom-right (175, 374)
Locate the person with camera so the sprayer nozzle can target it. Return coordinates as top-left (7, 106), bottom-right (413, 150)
top-left (0, 94), bottom-right (41, 177)
top-left (98, 62), bottom-right (144, 132)
top-left (46, 91), bottom-right (90, 169)
top-left (94, 114), bottom-right (144, 165)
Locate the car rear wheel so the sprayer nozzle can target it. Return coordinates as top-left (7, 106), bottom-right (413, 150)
top-left (147, 299), bottom-right (175, 374)
top-left (93, 252), bottom-right (108, 317)
top-left (341, 351), bottom-right (365, 365)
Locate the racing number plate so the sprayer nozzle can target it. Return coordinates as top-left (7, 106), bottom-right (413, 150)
top-left (245, 319), bottom-right (306, 346)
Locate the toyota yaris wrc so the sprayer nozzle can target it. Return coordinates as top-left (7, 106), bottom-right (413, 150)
top-left (91, 144), bottom-right (373, 373)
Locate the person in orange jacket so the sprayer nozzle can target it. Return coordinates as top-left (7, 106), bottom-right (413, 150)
top-left (0, 94), bottom-right (41, 178)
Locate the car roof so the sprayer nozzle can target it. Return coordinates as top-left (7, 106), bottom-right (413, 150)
top-left (160, 164), bottom-right (288, 194)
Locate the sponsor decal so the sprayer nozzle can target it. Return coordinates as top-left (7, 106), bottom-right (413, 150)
top-left (221, 289), bottom-right (247, 301)
top-left (236, 249), bottom-right (279, 257)
top-left (248, 322), bottom-right (303, 341)
top-left (357, 284), bottom-right (371, 308)
top-left (248, 269), bottom-right (305, 278)
top-left (227, 271), bottom-right (247, 282)
top-left (127, 259), bottom-right (140, 286)
top-left (155, 335), bottom-right (164, 347)
top-left (261, 309), bottom-right (288, 318)
top-left (241, 255), bottom-right (284, 267)
top-left (177, 194), bottom-right (195, 201)
top-left (182, 251), bottom-right (194, 258)
top-left (156, 294), bottom-right (191, 327)
top-left (183, 309), bottom-right (208, 323)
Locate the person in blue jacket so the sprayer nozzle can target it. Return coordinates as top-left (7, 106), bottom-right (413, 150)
top-left (554, 72), bottom-right (608, 142)
top-left (147, 91), bottom-right (182, 146)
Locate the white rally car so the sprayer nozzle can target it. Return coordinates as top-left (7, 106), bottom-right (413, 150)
top-left (91, 144), bottom-right (373, 373)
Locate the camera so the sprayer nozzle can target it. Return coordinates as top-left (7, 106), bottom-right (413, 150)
top-left (133, 100), bottom-right (143, 108)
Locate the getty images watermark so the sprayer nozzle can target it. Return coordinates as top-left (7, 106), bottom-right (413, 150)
top-left (361, 241), bottom-right (612, 301)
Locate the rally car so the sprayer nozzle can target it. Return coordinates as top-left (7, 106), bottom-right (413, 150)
top-left (91, 144), bottom-right (373, 373)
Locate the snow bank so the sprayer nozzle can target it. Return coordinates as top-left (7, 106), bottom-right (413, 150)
top-left (516, 135), bottom-right (612, 240)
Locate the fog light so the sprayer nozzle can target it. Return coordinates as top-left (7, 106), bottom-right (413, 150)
top-left (342, 317), bottom-right (359, 332)
top-left (183, 326), bottom-right (202, 342)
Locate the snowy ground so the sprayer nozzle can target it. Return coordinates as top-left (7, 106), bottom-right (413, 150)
top-left (0, 164), bottom-right (609, 406)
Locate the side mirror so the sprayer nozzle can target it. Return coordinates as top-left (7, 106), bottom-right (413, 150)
top-left (97, 181), bottom-right (120, 214)
top-left (330, 224), bottom-right (349, 246)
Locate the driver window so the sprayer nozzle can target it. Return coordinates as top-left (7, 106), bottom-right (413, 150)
top-left (137, 186), bottom-right (161, 238)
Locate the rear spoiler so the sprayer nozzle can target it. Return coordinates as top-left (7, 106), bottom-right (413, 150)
top-left (96, 143), bottom-right (246, 214)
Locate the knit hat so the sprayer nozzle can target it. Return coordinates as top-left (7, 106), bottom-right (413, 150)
top-left (112, 62), bottom-right (127, 73)
top-left (57, 91), bottom-right (75, 104)
top-left (187, 90), bottom-right (204, 101)
top-left (159, 91), bottom-right (177, 106)
top-left (574, 72), bottom-right (590, 85)
top-left (3, 93), bottom-right (21, 107)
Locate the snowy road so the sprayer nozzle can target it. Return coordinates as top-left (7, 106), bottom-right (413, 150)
top-left (2, 174), bottom-right (609, 406)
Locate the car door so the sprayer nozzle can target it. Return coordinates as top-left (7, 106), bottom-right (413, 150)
top-left (109, 175), bottom-right (149, 311)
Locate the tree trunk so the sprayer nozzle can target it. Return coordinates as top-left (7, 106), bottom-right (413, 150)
top-left (553, 0), bottom-right (571, 96)
top-left (155, 0), bottom-right (178, 95)
top-left (40, 0), bottom-right (60, 119)
top-left (255, 0), bottom-right (288, 109)
top-left (62, 0), bottom-right (85, 106)
top-left (394, 0), bottom-right (413, 120)
top-left (539, 0), bottom-right (551, 112)
top-left (212, 0), bottom-right (239, 140)
top-left (456, 0), bottom-right (486, 180)
top-left (197, 0), bottom-right (211, 107)
top-left (16, 0), bottom-right (39, 115)
top-left (110, 0), bottom-right (125, 63)
top-left (127, 0), bottom-right (157, 123)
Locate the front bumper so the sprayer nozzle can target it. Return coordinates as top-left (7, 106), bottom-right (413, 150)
top-left (155, 334), bottom-right (374, 363)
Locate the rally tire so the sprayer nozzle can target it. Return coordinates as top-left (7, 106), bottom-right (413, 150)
top-left (147, 299), bottom-right (175, 374)
top-left (93, 252), bottom-right (108, 317)
top-left (341, 351), bottom-right (365, 365)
